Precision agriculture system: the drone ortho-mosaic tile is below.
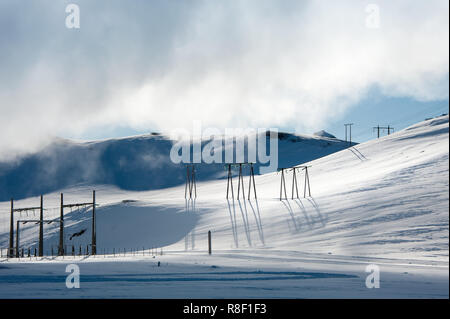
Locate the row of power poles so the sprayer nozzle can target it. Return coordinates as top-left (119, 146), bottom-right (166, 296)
top-left (226, 163), bottom-right (257, 200)
top-left (279, 166), bottom-right (311, 200)
top-left (344, 124), bottom-right (395, 142)
top-left (373, 125), bottom-right (394, 138)
top-left (8, 191), bottom-right (97, 258)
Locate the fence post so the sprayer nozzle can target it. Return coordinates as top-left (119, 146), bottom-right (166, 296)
top-left (208, 230), bottom-right (212, 255)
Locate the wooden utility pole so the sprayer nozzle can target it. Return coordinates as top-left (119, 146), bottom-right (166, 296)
top-left (59, 193), bottom-right (64, 256)
top-left (374, 125), bottom-right (380, 138)
top-left (9, 199), bottom-right (14, 258)
top-left (344, 123), bottom-right (354, 145)
top-left (387, 125), bottom-right (394, 135)
top-left (373, 125), bottom-right (394, 138)
top-left (15, 221), bottom-right (20, 258)
top-left (92, 190), bottom-right (96, 255)
top-left (9, 199), bottom-right (42, 258)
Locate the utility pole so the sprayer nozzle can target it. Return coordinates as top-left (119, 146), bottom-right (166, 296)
top-left (9, 199), bottom-right (14, 258)
top-left (59, 193), bottom-right (64, 256)
top-left (9, 199), bottom-right (42, 258)
top-left (92, 190), bottom-right (96, 255)
top-left (373, 125), bottom-right (394, 138)
top-left (374, 125), bottom-right (380, 138)
top-left (60, 191), bottom-right (96, 255)
top-left (16, 221), bottom-right (20, 258)
top-left (387, 125), bottom-right (394, 135)
top-left (344, 123), bottom-right (354, 145)
top-left (39, 195), bottom-right (43, 257)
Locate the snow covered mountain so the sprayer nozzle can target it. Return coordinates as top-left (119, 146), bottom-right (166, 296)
top-left (0, 115), bottom-right (447, 298)
top-left (313, 130), bottom-right (337, 139)
top-left (2, 115), bottom-right (447, 258)
top-left (0, 131), bottom-right (353, 201)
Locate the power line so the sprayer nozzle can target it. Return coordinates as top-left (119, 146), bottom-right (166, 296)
top-left (344, 103), bottom-right (448, 142)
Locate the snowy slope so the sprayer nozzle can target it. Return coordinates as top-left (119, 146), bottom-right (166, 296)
top-left (1, 115), bottom-right (447, 261)
top-left (165, 114), bottom-right (448, 260)
top-left (0, 116), bottom-right (447, 298)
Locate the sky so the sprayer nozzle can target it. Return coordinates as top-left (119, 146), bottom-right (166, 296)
top-left (0, 0), bottom-right (448, 159)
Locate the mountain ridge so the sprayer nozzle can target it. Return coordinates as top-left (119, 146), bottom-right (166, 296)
top-left (0, 130), bottom-right (354, 200)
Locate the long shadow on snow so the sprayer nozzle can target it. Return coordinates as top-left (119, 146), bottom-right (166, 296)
top-left (281, 198), bottom-right (327, 232)
top-left (36, 203), bottom-right (199, 253)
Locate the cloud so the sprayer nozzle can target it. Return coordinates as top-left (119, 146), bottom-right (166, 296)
top-left (0, 0), bottom-right (448, 160)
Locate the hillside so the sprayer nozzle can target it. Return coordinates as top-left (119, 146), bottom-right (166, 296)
top-left (0, 131), bottom-right (353, 201)
top-left (0, 115), bottom-right (448, 298)
top-left (2, 115), bottom-right (447, 259)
